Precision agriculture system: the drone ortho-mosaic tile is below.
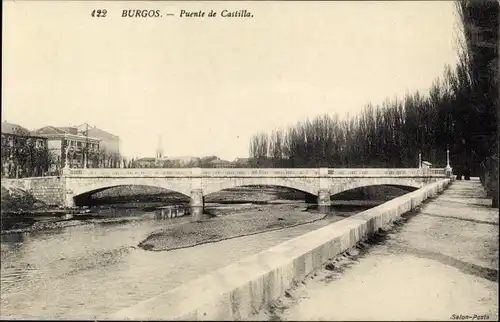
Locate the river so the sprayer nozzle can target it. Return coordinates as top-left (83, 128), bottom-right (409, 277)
top-left (0, 203), bottom-right (367, 320)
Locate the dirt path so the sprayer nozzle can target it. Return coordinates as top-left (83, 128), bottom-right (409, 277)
top-left (254, 178), bottom-right (499, 321)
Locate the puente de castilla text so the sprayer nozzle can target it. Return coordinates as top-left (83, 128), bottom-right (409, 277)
top-left (5, 164), bottom-right (452, 220)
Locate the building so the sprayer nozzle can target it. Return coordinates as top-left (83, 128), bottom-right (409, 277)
top-left (76, 123), bottom-right (121, 167)
top-left (1, 121), bottom-right (49, 178)
top-left (33, 126), bottom-right (100, 170)
top-left (134, 157), bottom-right (157, 168)
top-left (132, 135), bottom-right (168, 168)
top-left (208, 158), bottom-right (234, 168)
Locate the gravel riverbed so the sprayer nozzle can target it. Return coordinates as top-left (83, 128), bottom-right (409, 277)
top-left (138, 204), bottom-right (329, 251)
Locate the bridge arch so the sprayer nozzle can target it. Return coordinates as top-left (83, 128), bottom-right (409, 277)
top-left (329, 178), bottom-right (424, 197)
top-left (69, 178), bottom-right (192, 202)
top-left (202, 177), bottom-right (319, 196)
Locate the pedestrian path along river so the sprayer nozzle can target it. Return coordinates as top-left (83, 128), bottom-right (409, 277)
top-left (254, 178), bottom-right (499, 321)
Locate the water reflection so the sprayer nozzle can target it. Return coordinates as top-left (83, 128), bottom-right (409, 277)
top-left (0, 203), bottom-right (366, 320)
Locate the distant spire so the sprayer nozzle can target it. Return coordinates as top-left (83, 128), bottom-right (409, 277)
top-left (156, 134), bottom-right (164, 160)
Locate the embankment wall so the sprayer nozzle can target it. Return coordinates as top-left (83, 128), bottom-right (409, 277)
top-left (1, 177), bottom-right (63, 206)
top-left (109, 179), bottom-right (451, 320)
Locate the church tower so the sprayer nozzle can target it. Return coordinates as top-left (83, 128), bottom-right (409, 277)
top-left (156, 134), bottom-right (164, 161)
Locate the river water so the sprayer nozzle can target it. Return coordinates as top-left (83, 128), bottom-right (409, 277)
top-left (0, 205), bottom-right (364, 320)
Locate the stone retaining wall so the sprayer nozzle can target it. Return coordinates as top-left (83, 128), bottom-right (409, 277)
top-left (1, 177), bottom-right (63, 206)
top-left (109, 179), bottom-right (450, 321)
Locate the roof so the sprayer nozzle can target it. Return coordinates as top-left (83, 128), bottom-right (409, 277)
top-left (33, 125), bottom-right (101, 142)
top-left (210, 159), bottom-right (231, 164)
top-left (1, 121), bottom-right (30, 136)
top-left (77, 124), bottom-right (119, 140)
top-left (33, 125), bottom-right (67, 135)
top-left (56, 126), bottom-right (78, 135)
top-left (167, 156), bottom-right (199, 163)
top-left (136, 157), bottom-right (156, 162)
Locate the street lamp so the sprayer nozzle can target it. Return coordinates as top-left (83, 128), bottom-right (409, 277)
top-left (445, 148), bottom-right (452, 177)
top-left (63, 145), bottom-right (71, 169)
top-left (84, 123), bottom-right (89, 169)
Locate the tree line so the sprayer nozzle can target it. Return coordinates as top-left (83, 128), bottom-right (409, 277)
top-left (1, 131), bottom-right (52, 178)
top-left (1, 128), bottom-right (125, 178)
top-left (249, 1), bottom-right (498, 176)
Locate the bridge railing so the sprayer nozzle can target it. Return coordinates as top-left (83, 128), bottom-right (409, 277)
top-left (327, 168), bottom-right (428, 177)
top-left (63, 168), bottom-right (193, 177)
top-left (60, 167), bottom-right (447, 178)
top-left (426, 168), bottom-right (447, 176)
top-left (200, 168), bottom-right (320, 177)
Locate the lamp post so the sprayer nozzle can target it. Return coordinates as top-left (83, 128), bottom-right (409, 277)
top-left (84, 123), bottom-right (89, 169)
top-left (63, 145), bottom-right (70, 169)
top-left (445, 148), bottom-right (452, 178)
top-left (418, 153), bottom-right (422, 169)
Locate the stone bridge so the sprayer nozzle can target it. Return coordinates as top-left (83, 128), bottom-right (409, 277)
top-left (57, 167), bottom-right (448, 220)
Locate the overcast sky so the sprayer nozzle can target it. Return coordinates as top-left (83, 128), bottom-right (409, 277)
top-left (3, 1), bottom-right (462, 160)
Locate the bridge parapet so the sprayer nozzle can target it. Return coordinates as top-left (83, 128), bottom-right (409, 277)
top-left (61, 167), bottom-right (446, 178)
top-left (427, 168), bottom-right (447, 176)
top-left (62, 168), bottom-right (193, 177)
top-left (200, 168), bottom-right (320, 177)
top-left (328, 168), bottom-right (445, 177)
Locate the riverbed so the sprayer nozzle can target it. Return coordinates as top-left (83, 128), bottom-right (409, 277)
top-left (0, 203), bottom-right (365, 319)
top-left (1, 185), bottom-right (407, 319)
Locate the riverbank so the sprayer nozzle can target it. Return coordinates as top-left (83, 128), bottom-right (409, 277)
top-left (254, 179), bottom-right (499, 321)
top-left (0, 215), bottom-right (152, 236)
top-left (1, 204), bottom-right (364, 320)
top-left (1, 183), bottom-right (389, 235)
top-left (1, 185), bottom-right (56, 214)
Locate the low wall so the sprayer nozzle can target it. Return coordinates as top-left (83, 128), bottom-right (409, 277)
top-left (1, 177), bottom-right (63, 206)
top-left (109, 179), bottom-right (451, 321)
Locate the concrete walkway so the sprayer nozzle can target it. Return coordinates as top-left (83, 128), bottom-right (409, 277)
top-left (255, 178), bottom-right (499, 321)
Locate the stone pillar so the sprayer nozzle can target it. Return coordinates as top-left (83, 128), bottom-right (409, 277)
top-left (445, 149), bottom-right (452, 178)
top-left (318, 167), bottom-right (331, 214)
top-left (317, 189), bottom-right (331, 214)
top-left (445, 167), bottom-right (453, 178)
top-left (484, 170), bottom-right (492, 196)
top-left (60, 168), bottom-right (75, 208)
top-left (491, 157), bottom-right (499, 208)
top-left (64, 190), bottom-right (76, 208)
top-left (190, 167), bottom-right (209, 221)
top-left (190, 189), bottom-right (207, 221)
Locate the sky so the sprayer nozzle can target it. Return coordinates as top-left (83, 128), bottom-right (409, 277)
top-left (2, 1), bottom-right (462, 160)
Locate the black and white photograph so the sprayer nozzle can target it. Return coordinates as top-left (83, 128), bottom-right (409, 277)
top-left (1, 0), bottom-right (498, 320)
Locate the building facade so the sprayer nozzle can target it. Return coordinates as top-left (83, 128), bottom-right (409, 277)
top-left (33, 126), bottom-right (100, 171)
top-left (1, 121), bottom-right (49, 178)
top-left (76, 124), bottom-right (121, 168)
top-left (134, 157), bottom-right (157, 168)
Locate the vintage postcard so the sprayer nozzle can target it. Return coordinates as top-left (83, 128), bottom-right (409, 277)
top-left (1, 1), bottom-right (498, 320)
